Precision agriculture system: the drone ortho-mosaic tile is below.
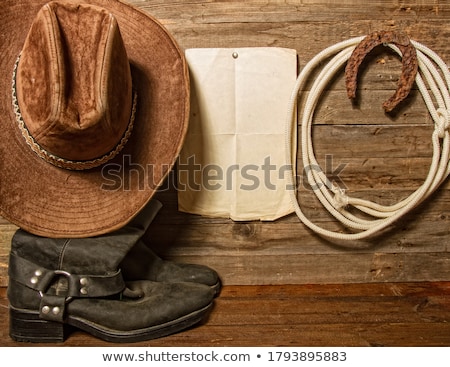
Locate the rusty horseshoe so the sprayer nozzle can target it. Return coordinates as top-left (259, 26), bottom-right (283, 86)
top-left (345, 30), bottom-right (418, 112)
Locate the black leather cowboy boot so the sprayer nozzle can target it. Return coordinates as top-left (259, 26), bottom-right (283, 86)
top-left (8, 220), bottom-right (214, 343)
top-left (120, 200), bottom-right (222, 294)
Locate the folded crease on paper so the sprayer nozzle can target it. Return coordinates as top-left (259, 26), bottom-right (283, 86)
top-left (177, 47), bottom-right (298, 221)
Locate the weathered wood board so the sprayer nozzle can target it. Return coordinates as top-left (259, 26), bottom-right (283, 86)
top-left (3, 283), bottom-right (450, 346)
top-left (1, 0), bottom-right (450, 286)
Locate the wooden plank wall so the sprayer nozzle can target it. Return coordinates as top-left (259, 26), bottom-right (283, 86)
top-left (1, 0), bottom-right (450, 287)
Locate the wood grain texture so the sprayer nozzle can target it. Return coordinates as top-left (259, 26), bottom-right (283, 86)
top-left (0, 0), bottom-right (449, 287)
top-left (2, 283), bottom-right (450, 346)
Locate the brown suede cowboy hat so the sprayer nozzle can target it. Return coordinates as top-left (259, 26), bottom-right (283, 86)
top-left (0, 0), bottom-right (189, 238)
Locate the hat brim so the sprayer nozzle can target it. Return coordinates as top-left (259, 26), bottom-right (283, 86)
top-left (0, 0), bottom-right (189, 238)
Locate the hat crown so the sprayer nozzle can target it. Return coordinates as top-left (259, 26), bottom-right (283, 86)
top-left (15, 1), bottom-right (132, 166)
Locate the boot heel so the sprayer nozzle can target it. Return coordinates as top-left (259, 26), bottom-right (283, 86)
top-left (9, 308), bottom-right (67, 343)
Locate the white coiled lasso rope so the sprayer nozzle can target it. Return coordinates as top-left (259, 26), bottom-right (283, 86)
top-left (285, 36), bottom-right (450, 241)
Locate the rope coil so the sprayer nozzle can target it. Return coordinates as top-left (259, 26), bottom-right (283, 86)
top-left (285, 36), bottom-right (450, 241)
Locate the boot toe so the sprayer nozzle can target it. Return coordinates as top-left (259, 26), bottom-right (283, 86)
top-left (156, 262), bottom-right (221, 294)
top-left (64, 280), bottom-right (215, 342)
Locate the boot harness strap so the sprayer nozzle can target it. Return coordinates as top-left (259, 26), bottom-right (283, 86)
top-left (8, 253), bottom-right (126, 299)
top-left (9, 253), bottom-right (127, 322)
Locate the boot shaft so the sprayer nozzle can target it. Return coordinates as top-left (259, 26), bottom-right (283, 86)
top-left (9, 199), bottom-right (161, 273)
